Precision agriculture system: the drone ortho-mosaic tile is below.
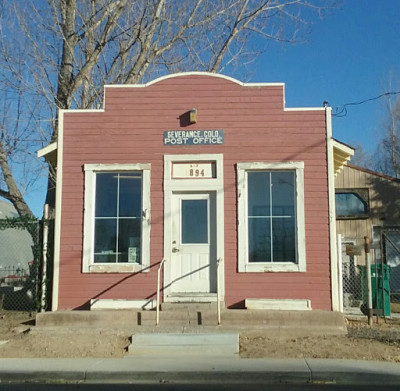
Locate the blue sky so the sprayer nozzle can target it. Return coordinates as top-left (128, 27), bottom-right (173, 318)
top-left (25, 0), bottom-right (400, 217)
top-left (252, 0), bottom-right (400, 150)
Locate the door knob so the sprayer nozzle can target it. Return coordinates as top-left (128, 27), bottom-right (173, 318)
top-left (172, 247), bottom-right (180, 253)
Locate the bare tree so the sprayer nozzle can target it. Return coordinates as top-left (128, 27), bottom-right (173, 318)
top-left (0, 0), bottom-right (335, 216)
top-left (351, 144), bottom-right (374, 170)
top-left (0, 50), bottom-right (47, 217)
top-left (375, 96), bottom-right (400, 178)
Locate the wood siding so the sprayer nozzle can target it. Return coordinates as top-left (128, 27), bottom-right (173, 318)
top-left (335, 164), bottom-right (400, 251)
top-left (58, 74), bottom-right (331, 310)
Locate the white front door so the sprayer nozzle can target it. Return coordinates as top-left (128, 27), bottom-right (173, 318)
top-left (169, 192), bottom-right (216, 295)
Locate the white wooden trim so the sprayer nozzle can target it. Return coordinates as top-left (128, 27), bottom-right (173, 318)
top-left (87, 264), bottom-right (149, 273)
top-left (245, 298), bottom-right (311, 310)
top-left (56, 109), bottom-right (105, 114)
top-left (163, 154), bottom-right (224, 301)
top-left (90, 299), bottom-right (155, 310)
top-left (284, 107), bottom-right (326, 112)
top-left (52, 110), bottom-right (65, 310)
top-left (237, 161), bottom-right (306, 273)
top-left (326, 107), bottom-right (340, 311)
top-left (106, 72), bottom-right (285, 89)
top-left (84, 163), bottom-right (150, 172)
top-left (37, 142), bottom-right (57, 158)
top-left (237, 161), bottom-right (304, 170)
top-left (82, 163), bottom-right (151, 273)
top-left (337, 234), bottom-right (344, 313)
top-left (332, 139), bottom-right (354, 156)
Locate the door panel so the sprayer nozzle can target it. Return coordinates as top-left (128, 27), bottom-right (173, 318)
top-left (170, 192), bottom-right (216, 294)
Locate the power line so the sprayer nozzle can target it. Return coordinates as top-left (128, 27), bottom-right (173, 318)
top-left (333, 91), bottom-right (400, 117)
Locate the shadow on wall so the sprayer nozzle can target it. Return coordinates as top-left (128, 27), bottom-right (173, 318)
top-left (367, 174), bottom-right (400, 225)
top-left (73, 261), bottom-right (162, 310)
top-left (368, 175), bottom-right (400, 294)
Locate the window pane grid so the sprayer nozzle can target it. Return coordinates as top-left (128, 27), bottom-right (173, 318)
top-left (94, 172), bottom-right (142, 264)
top-left (247, 171), bottom-right (296, 263)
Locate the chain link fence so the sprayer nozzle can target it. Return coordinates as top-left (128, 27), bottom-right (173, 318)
top-left (341, 228), bottom-right (400, 316)
top-left (381, 229), bottom-right (400, 313)
top-left (342, 252), bottom-right (363, 311)
top-left (0, 218), bottom-right (42, 311)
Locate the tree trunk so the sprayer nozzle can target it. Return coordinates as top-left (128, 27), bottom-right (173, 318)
top-left (0, 140), bottom-right (33, 217)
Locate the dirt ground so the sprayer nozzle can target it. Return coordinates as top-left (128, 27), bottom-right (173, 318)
top-left (241, 317), bottom-right (400, 362)
top-left (1, 311), bottom-right (400, 361)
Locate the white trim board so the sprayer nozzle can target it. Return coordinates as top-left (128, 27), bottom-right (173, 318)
top-left (82, 163), bottom-right (151, 273)
top-left (245, 299), bottom-right (312, 311)
top-left (326, 107), bottom-right (340, 311)
top-left (105, 72), bottom-right (285, 89)
top-left (163, 153), bottom-right (225, 301)
top-left (90, 299), bottom-right (156, 310)
top-left (237, 161), bottom-right (306, 273)
top-left (51, 110), bottom-right (65, 310)
top-left (37, 142), bottom-right (57, 159)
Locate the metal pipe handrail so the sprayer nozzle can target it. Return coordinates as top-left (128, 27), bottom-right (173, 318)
top-left (216, 257), bottom-right (222, 325)
top-left (156, 258), bottom-right (166, 326)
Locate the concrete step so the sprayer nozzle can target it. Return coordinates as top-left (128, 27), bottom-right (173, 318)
top-left (161, 302), bottom-right (218, 311)
top-left (128, 333), bottom-right (239, 356)
top-left (138, 310), bottom-right (191, 326)
top-left (139, 309), bottom-right (221, 326)
top-left (139, 302), bottom-right (222, 326)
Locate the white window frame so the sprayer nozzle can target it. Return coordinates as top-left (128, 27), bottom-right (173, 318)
top-left (83, 163), bottom-right (151, 273)
top-left (237, 162), bottom-right (306, 273)
top-left (163, 154), bottom-right (225, 300)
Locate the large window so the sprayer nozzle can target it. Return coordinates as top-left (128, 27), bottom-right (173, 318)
top-left (83, 164), bottom-right (150, 273)
top-left (94, 172), bottom-right (142, 263)
top-left (248, 171), bottom-right (296, 263)
top-left (237, 162), bottom-right (306, 272)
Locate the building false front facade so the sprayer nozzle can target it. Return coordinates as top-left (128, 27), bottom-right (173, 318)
top-left (38, 73), bottom-right (345, 312)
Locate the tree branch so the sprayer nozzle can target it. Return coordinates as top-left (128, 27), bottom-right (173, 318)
top-left (0, 139), bottom-right (33, 216)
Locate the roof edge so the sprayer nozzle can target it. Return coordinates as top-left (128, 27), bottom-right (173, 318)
top-left (347, 163), bottom-right (400, 183)
top-left (105, 72), bottom-right (285, 89)
top-left (37, 142), bottom-right (57, 158)
top-left (333, 139), bottom-right (355, 155)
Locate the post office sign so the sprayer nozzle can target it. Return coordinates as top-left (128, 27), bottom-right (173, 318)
top-left (164, 130), bottom-right (224, 145)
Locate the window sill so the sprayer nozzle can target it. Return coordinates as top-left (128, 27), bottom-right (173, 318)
top-left (86, 263), bottom-right (149, 273)
top-left (240, 262), bottom-right (306, 273)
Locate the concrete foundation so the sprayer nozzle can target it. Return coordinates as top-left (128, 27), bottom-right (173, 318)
top-left (36, 306), bottom-right (347, 337)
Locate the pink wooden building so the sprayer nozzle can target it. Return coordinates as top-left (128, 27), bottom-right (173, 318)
top-left (38, 73), bottom-right (352, 312)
